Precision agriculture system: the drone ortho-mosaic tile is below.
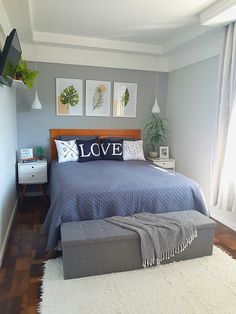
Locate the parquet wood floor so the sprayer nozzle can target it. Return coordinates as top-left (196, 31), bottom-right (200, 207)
top-left (0, 197), bottom-right (235, 314)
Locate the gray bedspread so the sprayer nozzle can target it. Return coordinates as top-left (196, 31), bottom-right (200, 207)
top-left (43, 160), bottom-right (208, 250)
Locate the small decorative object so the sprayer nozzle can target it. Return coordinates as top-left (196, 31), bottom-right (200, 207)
top-left (56, 78), bottom-right (83, 116)
top-left (113, 82), bottom-right (137, 117)
top-left (159, 146), bottom-right (169, 159)
top-left (86, 80), bottom-right (111, 116)
top-left (20, 148), bottom-right (33, 160)
top-left (36, 146), bottom-right (44, 160)
top-left (14, 58), bottom-right (38, 89)
top-left (144, 113), bottom-right (169, 158)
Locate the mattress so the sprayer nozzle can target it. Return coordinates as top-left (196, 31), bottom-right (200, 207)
top-left (43, 160), bottom-right (208, 250)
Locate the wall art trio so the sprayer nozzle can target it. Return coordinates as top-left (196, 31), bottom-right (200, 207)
top-left (56, 78), bottom-right (137, 117)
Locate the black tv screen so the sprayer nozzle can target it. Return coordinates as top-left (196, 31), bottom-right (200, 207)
top-left (0, 29), bottom-right (22, 87)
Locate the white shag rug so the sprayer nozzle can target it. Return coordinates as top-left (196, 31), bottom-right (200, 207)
top-left (39, 246), bottom-right (236, 314)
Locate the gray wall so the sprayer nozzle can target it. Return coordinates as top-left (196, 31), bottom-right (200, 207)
top-left (0, 84), bottom-right (17, 265)
top-left (17, 62), bottom-right (168, 160)
top-left (166, 57), bottom-right (219, 207)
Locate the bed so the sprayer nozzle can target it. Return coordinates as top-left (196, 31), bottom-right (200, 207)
top-left (43, 129), bottom-right (208, 251)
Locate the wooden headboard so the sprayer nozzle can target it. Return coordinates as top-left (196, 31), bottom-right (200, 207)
top-left (50, 129), bottom-right (141, 160)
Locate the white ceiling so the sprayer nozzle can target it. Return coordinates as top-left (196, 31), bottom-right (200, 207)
top-left (0, 0), bottom-right (232, 72)
top-left (3, 0), bottom-right (217, 49)
top-left (31, 0), bottom-right (216, 44)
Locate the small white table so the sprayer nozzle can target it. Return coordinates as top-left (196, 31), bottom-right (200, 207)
top-left (18, 159), bottom-right (48, 208)
top-left (147, 158), bottom-right (176, 171)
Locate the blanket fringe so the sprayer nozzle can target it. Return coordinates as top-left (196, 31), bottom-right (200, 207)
top-left (143, 229), bottom-right (197, 268)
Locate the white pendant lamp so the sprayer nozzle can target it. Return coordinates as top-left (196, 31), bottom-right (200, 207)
top-left (31, 90), bottom-right (42, 109)
top-left (152, 72), bottom-right (160, 114)
top-left (152, 97), bottom-right (160, 113)
top-left (31, 51), bottom-right (42, 110)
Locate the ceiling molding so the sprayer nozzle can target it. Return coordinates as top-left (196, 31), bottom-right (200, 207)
top-left (0, 0), bottom-right (12, 37)
top-left (200, 0), bottom-right (236, 25)
top-left (21, 43), bottom-right (169, 72)
top-left (168, 29), bottom-right (223, 71)
top-left (33, 31), bottom-right (163, 56)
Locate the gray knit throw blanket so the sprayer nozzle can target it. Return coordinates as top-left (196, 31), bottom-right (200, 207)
top-left (106, 212), bottom-right (197, 267)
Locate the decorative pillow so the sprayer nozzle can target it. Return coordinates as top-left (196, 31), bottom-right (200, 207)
top-left (123, 140), bottom-right (145, 161)
top-left (100, 138), bottom-right (123, 161)
top-left (76, 139), bottom-right (101, 162)
top-left (54, 139), bottom-right (79, 163)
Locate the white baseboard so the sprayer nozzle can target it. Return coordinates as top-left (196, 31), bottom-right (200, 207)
top-left (210, 212), bottom-right (236, 232)
top-left (0, 197), bottom-right (18, 267)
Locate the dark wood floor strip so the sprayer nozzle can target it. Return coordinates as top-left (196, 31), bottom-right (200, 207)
top-left (0, 197), bottom-right (236, 313)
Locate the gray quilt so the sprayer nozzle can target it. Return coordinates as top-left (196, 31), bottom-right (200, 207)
top-left (43, 160), bottom-right (208, 250)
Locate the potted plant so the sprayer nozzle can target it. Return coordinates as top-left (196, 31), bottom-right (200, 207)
top-left (36, 146), bottom-right (44, 160)
top-left (144, 113), bottom-right (169, 158)
top-left (14, 58), bottom-right (38, 89)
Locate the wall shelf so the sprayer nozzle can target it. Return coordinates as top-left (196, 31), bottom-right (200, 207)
top-left (12, 79), bottom-right (27, 90)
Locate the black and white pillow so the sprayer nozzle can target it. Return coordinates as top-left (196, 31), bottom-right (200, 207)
top-left (100, 138), bottom-right (123, 161)
top-left (123, 140), bottom-right (145, 161)
top-left (54, 139), bottom-right (79, 163)
top-left (76, 138), bottom-right (101, 162)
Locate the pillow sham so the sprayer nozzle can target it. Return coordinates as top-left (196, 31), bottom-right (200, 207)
top-left (76, 138), bottom-right (101, 162)
top-left (100, 138), bottom-right (123, 161)
top-left (54, 139), bottom-right (79, 163)
top-left (123, 140), bottom-right (145, 161)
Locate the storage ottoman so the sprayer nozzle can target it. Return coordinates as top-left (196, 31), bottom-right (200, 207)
top-left (61, 210), bottom-right (216, 279)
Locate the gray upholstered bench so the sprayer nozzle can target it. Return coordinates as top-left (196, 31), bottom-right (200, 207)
top-left (61, 210), bottom-right (216, 279)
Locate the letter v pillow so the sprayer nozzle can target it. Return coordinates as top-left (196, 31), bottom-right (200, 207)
top-left (54, 139), bottom-right (79, 163)
top-left (76, 138), bottom-right (101, 162)
top-left (100, 138), bottom-right (123, 161)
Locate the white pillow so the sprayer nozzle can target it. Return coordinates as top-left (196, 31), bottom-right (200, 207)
top-left (123, 140), bottom-right (145, 161)
top-left (55, 139), bottom-right (79, 163)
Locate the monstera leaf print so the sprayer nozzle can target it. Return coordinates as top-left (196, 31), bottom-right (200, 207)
top-left (92, 84), bottom-right (106, 110)
top-left (60, 85), bottom-right (79, 108)
top-left (120, 87), bottom-right (129, 107)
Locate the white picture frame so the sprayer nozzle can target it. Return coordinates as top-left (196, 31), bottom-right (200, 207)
top-left (20, 148), bottom-right (33, 160)
top-left (56, 78), bottom-right (83, 116)
top-left (113, 82), bottom-right (137, 118)
top-left (159, 146), bottom-right (169, 159)
top-left (86, 80), bottom-right (111, 116)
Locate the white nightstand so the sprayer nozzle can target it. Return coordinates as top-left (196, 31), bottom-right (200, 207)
top-left (18, 159), bottom-right (48, 208)
top-left (147, 158), bottom-right (176, 171)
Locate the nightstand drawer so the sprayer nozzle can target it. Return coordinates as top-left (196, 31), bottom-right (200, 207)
top-left (153, 160), bottom-right (175, 170)
top-left (18, 164), bottom-right (46, 174)
top-left (19, 172), bottom-right (47, 184)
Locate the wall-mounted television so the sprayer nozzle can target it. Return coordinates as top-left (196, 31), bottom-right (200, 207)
top-left (0, 28), bottom-right (22, 87)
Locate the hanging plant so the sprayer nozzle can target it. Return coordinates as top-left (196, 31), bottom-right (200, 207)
top-left (60, 85), bottom-right (79, 109)
top-left (14, 58), bottom-right (38, 89)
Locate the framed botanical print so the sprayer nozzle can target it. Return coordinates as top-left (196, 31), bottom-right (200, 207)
top-left (113, 82), bottom-right (137, 118)
top-left (86, 80), bottom-right (111, 116)
top-left (56, 78), bottom-right (83, 116)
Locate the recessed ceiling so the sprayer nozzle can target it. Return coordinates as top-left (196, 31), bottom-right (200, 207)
top-left (3, 0), bottom-right (217, 48)
top-left (31, 0), bottom-right (216, 44)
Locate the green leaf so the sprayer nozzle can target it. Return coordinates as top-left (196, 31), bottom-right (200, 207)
top-left (92, 84), bottom-right (106, 110)
top-left (14, 58), bottom-right (38, 89)
top-left (60, 85), bottom-right (79, 107)
top-left (120, 88), bottom-right (129, 107)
